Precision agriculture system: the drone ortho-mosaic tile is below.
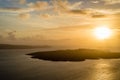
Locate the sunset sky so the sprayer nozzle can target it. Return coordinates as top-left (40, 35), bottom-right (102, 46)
top-left (0, 0), bottom-right (120, 49)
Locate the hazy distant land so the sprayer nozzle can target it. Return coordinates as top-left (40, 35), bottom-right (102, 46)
top-left (0, 44), bottom-right (51, 49)
top-left (27, 49), bottom-right (120, 62)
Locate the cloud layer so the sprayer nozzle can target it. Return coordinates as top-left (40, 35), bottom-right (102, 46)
top-left (0, 0), bottom-right (119, 19)
top-left (102, 0), bottom-right (120, 5)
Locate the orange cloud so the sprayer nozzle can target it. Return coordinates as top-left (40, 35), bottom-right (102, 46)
top-left (45, 25), bottom-right (94, 31)
top-left (19, 0), bottom-right (26, 4)
top-left (40, 14), bottom-right (51, 19)
top-left (0, 0), bottom-right (119, 19)
top-left (27, 1), bottom-right (49, 11)
top-left (19, 13), bottom-right (30, 19)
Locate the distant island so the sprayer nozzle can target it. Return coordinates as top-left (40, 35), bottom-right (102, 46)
top-left (27, 49), bottom-right (120, 62)
top-left (0, 44), bottom-right (51, 49)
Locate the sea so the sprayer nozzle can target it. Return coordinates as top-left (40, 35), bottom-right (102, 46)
top-left (0, 48), bottom-right (120, 80)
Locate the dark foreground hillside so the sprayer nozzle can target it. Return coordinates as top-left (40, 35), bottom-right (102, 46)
top-left (27, 49), bottom-right (120, 62)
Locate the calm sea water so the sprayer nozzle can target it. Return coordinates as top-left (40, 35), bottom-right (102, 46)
top-left (0, 49), bottom-right (120, 80)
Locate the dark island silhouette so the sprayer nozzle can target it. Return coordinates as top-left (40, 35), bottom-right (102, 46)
top-left (27, 49), bottom-right (120, 62)
top-left (0, 44), bottom-right (51, 49)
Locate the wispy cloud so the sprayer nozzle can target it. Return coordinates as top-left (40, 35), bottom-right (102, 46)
top-left (45, 25), bottom-right (94, 31)
top-left (101, 0), bottom-right (120, 5)
top-left (0, 0), bottom-right (118, 19)
top-left (27, 1), bottom-right (49, 11)
top-left (52, 0), bottom-right (83, 14)
top-left (91, 0), bottom-right (100, 4)
top-left (40, 14), bottom-right (52, 19)
top-left (51, 0), bottom-right (116, 18)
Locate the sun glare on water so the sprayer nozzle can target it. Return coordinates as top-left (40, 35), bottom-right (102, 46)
top-left (93, 26), bottom-right (113, 40)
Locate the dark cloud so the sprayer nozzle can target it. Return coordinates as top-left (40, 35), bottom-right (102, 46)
top-left (0, 7), bottom-right (33, 13)
top-left (91, 14), bottom-right (107, 18)
top-left (68, 9), bottom-right (90, 15)
top-left (0, 7), bottom-right (22, 12)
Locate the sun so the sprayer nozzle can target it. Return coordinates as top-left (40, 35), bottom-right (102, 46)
top-left (93, 26), bottom-right (112, 40)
